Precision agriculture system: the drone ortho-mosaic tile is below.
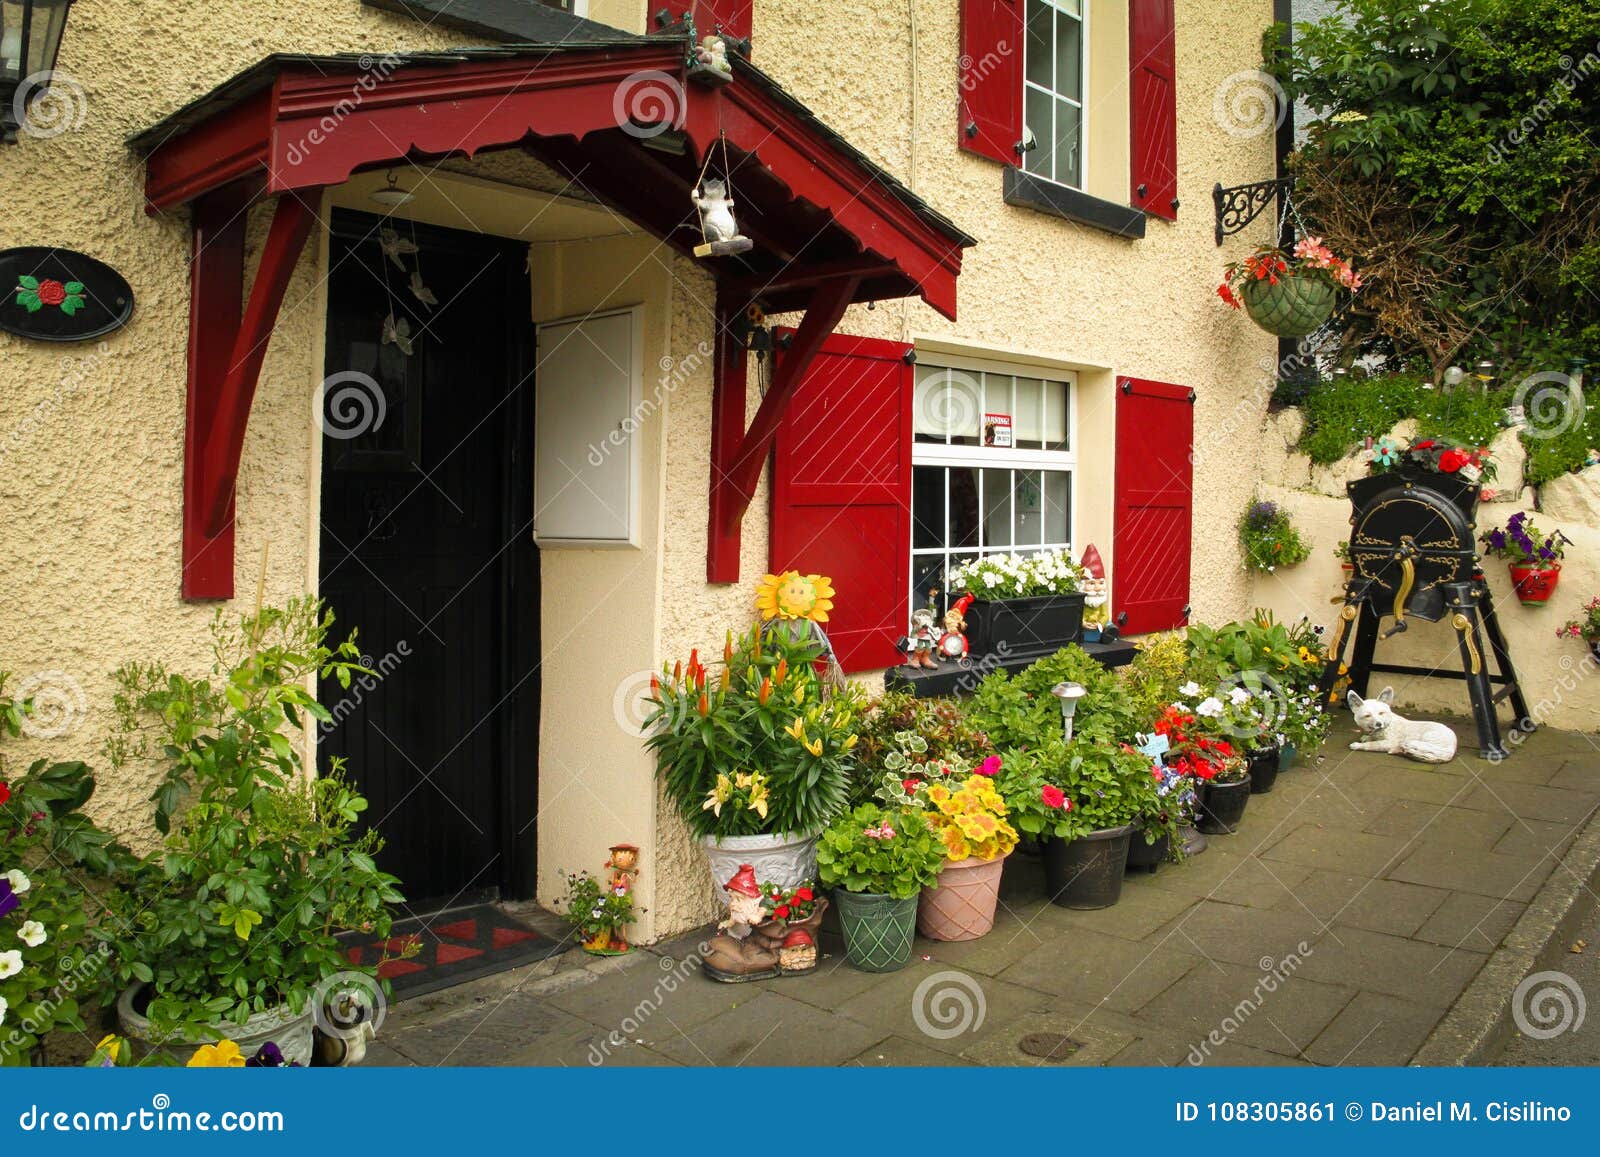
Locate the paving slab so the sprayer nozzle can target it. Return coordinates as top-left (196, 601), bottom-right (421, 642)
top-left (1144, 846), bottom-right (1315, 909)
top-left (652, 990), bottom-right (883, 1066)
top-left (1490, 816), bottom-right (1581, 861)
top-left (1150, 899), bottom-right (1328, 968)
top-left (847, 1034), bottom-right (977, 1066)
top-left (995, 925), bottom-right (1200, 1013)
top-left (1302, 990), bottom-right (1444, 1066)
top-left (1260, 824), bottom-right (1415, 877)
top-left (830, 962), bottom-right (1054, 1059)
top-left (1131, 959), bottom-right (1354, 1059)
top-left (1274, 870), bottom-right (1451, 938)
top-left (1292, 926), bottom-right (1486, 1009)
top-left (1410, 891), bottom-right (1526, 954)
top-left (1457, 780), bottom-right (1599, 826)
top-left (1387, 843), bottom-right (1554, 903)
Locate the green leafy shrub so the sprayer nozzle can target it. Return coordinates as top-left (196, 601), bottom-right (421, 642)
top-left (1296, 373), bottom-right (1507, 465)
top-left (852, 693), bottom-right (991, 807)
top-left (1239, 500), bottom-right (1312, 573)
top-left (968, 645), bottom-right (1143, 752)
top-left (1120, 634), bottom-right (1189, 722)
top-left (816, 804), bottom-right (945, 898)
top-left (559, 872), bottom-right (635, 938)
top-left (998, 741), bottom-right (1160, 842)
top-left (99, 600), bottom-right (404, 1038)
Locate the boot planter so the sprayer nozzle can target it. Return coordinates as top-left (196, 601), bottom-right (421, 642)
top-left (1246, 744), bottom-right (1281, 794)
top-left (917, 855), bottom-right (1008, 941)
top-left (833, 890), bottom-right (918, 972)
top-left (1240, 272), bottom-right (1337, 337)
top-left (1508, 563), bottom-right (1560, 605)
top-left (701, 830), bottom-right (818, 896)
top-left (703, 896), bottom-right (829, 982)
top-left (1125, 828), bottom-right (1171, 875)
top-left (1043, 826), bottom-right (1134, 908)
top-left (1196, 778), bottom-right (1252, 835)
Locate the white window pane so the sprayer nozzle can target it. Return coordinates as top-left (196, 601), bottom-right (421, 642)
top-left (1055, 14), bottom-right (1082, 102)
top-left (1025, 0), bottom-right (1053, 90)
top-left (1014, 470), bottom-right (1045, 546)
top-left (1044, 470), bottom-right (1071, 544)
top-left (982, 468), bottom-right (1013, 548)
top-left (914, 366), bottom-right (983, 443)
top-left (1043, 379), bottom-right (1069, 450)
top-left (1012, 378), bottom-right (1045, 447)
top-left (1055, 98), bottom-right (1081, 187)
top-left (1024, 84), bottom-right (1053, 178)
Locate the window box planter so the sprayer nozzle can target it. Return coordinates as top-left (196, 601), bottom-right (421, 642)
top-left (960, 592), bottom-right (1086, 657)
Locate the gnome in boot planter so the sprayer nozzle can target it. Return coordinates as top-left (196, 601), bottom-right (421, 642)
top-left (703, 867), bottom-right (828, 982)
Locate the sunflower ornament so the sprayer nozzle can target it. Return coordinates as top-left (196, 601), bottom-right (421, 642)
top-left (755, 571), bottom-right (835, 623)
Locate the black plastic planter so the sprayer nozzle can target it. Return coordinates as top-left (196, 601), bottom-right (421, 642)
top-left (1196, 778), bottom-right (1251, 835)
top-left (1043, 825), bottom-right (1134, 909)
top-left (960, 593), bottom-right (1086, 657)
top-left (1247, 744), bottom-right (1281, 794)
top-left (1125, 829), bottom-right (1171, 874)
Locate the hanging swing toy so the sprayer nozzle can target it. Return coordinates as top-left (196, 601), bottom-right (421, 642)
top-left (693, 134), bottom-right (754, 259)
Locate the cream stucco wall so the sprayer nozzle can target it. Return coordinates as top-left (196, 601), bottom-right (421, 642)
top-left (2, 0), bottom-right (1284, 943)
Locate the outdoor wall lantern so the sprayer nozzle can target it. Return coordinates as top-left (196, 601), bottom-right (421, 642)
top-left (0, 0), bottom-right (76, 143)
top-left (1051, 681), bottom-right (1086, 744)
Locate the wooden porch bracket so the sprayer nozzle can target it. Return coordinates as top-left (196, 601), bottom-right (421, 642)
top-left (705, 275), bottom-right (859, 583)
top-left (182, 191), bottom-right (318, 599)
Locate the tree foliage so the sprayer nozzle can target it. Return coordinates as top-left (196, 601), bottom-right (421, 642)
top-left (1266, 0), bottom-right (1600, 377)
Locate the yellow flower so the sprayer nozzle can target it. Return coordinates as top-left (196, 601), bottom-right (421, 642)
top-left (842, 734), bottom-right (858, 750)
top-left (187, 1040), bottom-right (245, 1068)
top-left (941, 827), bottom-right (971, 861)
top-left (785, 716), bottom-right (806, 742)
top-left (702, 773), bottom-right (734, 816)
top-left (746, 774), bottom-right (769, 819)
top-left (792, 682), bottom-right (807, 705)
top-left (926, 784), bottom-right (951, 806)
top-left (754, 571), bottom-right (836, 622)
top-left (805, 737), bottom-right (823, 757)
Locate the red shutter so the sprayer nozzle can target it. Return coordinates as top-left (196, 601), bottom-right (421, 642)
top-left (1130, 0), bottom-right (1178, 220)
top-left (959, 0), bottom-right (1024, 164)
top-left (1113, 377), bottom-right (1192, 635)
top-left (690, 0), bottom-right (752, 43)
top-left (770, 334), bottom-right (913, 673)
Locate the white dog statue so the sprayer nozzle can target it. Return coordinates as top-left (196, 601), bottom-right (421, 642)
top-left (1347, 688), bottom-right (1458, 763)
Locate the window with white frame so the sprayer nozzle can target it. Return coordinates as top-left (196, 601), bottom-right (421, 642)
top-left (911, 361), bottom-right (1075, 614)
top-left (1022, 0), bottom-right (1086, 189)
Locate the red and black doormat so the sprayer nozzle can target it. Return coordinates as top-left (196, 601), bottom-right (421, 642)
top-left (341, 905), bottom-right (570, 1000)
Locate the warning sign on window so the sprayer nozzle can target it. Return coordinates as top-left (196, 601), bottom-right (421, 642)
top-left (983, 412), bottom-right (1013, 448)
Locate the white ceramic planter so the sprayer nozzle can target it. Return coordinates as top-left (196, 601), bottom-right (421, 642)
top-left (116, 983), bottom-right (315, 1066)
top-left (700, 830), bottom-right (819, 894)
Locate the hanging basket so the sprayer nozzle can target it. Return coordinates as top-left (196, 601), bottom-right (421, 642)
top-left (1240, 272), bottom-right (1337, 337)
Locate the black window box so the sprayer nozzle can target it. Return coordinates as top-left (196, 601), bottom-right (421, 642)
top-left (1003, 168), bottom-right (1147, 239)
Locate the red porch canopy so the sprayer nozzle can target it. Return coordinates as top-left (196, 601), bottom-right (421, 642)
top-left (130, 38), bottom-right (972, 597)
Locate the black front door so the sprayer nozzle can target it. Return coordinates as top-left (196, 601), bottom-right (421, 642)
top-left (318, 210), bottom-right (538, 909)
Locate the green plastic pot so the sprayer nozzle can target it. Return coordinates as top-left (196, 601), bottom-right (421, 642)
top-left (833, 889), bottom-right (918, 972)
top-left (1240, 272), bottom-right (1336, 337)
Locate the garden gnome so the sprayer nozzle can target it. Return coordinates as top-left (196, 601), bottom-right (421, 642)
top-left (716, 863), bottom-right (765, 940)
top-left (703, 892), bottom-right (830, 983)
top-left (901, 597), bottom-right (941, 669)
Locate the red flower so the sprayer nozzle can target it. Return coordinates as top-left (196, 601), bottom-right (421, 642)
top-left (902, 777), bottom-right (922, 794)
top-left (794, 887), bottom-right (813, 902)
top-left (1413, 439), bottom-right (1435, 450)
top-left (36, 279), bottom-right (67, 307)
top-left (976, 755), bottom-right (1001, 776)
top-left (1217, 283), bottom-right (1241, 309)
top-left (1438, 449), bottom-right (1466, 473)
top-left (0, 781), bottom-right (9, 805)
top-left (1041, 784), bottom-right (1067, 810)
top-left (774, 905), bottom-right (790, 919)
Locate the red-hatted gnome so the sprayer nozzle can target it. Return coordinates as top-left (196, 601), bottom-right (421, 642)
top-left (703, 864), bottom-right (828, 983)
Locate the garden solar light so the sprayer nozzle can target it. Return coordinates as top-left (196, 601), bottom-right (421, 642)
top-left (1051, 681), bottom-right (1086, 743)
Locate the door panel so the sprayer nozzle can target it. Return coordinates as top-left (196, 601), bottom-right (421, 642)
top-left (1113, 376), bottom-right (1193, 635)
top-left (319, 211), bottom-right (538, 908)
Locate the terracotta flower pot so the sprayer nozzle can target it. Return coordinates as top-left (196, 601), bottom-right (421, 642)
top-left (917, 854), bottom-right (1008, 941)
top-left (1508, 563), bottom-right (1560, 604)
top-left (833, 890), bottom-right (918, 972)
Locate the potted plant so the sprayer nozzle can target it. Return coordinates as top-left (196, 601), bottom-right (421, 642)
top-left (1558, 598), bottom-right (1600, 663)
top-left (1217, 236), bottom-right (1361, 337)
top-left (1334, 540), bottom-right (1353, 574)
top-left (645, 608), bottom-right (864, 896)
top-left (816, 803), bottom-right (945, 972)
top-left (946, 549), bottom-right (1087, 657)
top-left (1001, 742), bottom-right (1157, 909)
top-left (853, 692), bottom-right (993, 809)
top-left (1238, 499), bottom-right (1312, 574)
top-left (559, 871), bottom-right (636, 955)
top-left (1152, 705), bottom-right (1249, 836)
top-left (1481, 512), bottom-right (1569, 604)
top-left (98, 601), bottom-right (404, 1067)
top-left (0, 754), bottom-right (135, 1066)
top-left (916, 773), bottom-right (1018, 941)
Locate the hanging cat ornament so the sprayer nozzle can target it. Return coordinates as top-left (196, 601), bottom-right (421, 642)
top-left (692, 178), bottom-right (754, 259)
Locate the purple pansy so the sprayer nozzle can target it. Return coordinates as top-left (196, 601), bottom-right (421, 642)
top-left (0, 879), bottom-right (17, 919)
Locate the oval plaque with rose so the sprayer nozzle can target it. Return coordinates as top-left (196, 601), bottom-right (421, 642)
top-left (0, 247), bottom-right (135, 343)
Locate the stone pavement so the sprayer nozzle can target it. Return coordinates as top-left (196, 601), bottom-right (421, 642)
top-left (369, 718), bottom-right (1600, 1067)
